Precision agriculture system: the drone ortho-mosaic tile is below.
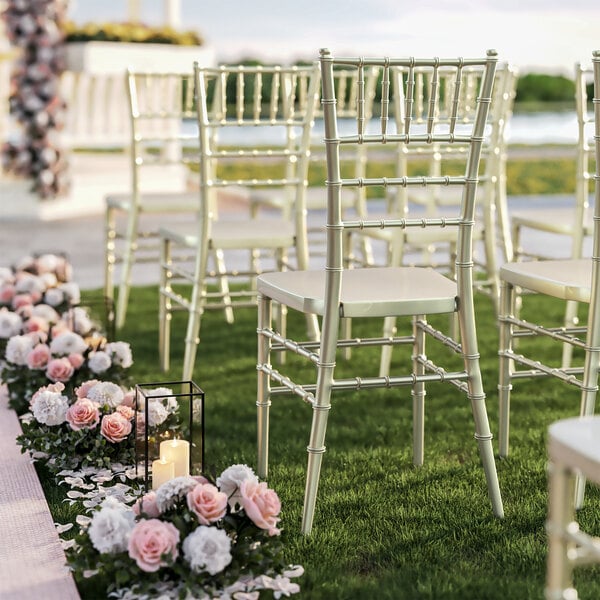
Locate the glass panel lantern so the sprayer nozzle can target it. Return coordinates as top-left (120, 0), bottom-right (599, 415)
top-left (135, 380), bottom-right (204, 491)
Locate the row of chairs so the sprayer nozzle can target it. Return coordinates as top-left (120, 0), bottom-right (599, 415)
top-left (101, 49), bottom-right (600, 596)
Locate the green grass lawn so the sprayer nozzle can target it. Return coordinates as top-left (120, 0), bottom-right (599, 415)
top-left (43, 285), bottom-right (600, 599)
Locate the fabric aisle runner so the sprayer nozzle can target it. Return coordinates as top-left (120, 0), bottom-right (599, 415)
top-left (0, 385), bottom-right (80, 600)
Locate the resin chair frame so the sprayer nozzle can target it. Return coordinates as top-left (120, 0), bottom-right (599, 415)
top-left (497, 52), bottom-right (600, 509)
top-left (509, 63), bottom-right (595, 368)
top-left (545, 416), bottom-right (600, 600)
top-left (104, 69), bottom-right (201, 330)
top-left (256, 48), bottom-right (503, 534)
top-left (158, 62), bottom-right (320, 380)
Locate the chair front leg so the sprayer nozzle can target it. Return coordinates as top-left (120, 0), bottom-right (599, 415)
top-left (412, 315), bottom-right (426, 466)
top-left (545, 460), bottom-right (576, 600)
top-left (257, 293), bottom-right (273, 480)
top-left (498, 279), bottom-right (515, 458)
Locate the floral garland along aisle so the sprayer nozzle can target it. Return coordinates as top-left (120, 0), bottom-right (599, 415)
top-left (0, 254), bottom-right (303, 599)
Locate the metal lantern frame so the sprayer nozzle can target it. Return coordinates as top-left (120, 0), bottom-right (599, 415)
top-left (135, 379), bottom-right (205, 491)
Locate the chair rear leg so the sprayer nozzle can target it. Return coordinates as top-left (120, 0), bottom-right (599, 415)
top-left (182, 279), bottom-right (204, 380)
top-left (213, 248), bottom-right (234, 324)
top-left (159, 237), bottom-right (172, 372)
top-left (379, 315), bottom-right (397, 377)
top-left (561, 300), bottom-right (579, 368)
top-left (104, 205), bottom-right (116, 304)
top-left (115, 212), bottom-right (139, 329)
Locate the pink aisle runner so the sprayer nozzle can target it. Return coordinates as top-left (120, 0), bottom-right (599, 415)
top-left (0, 387), bottom-right (80, 599)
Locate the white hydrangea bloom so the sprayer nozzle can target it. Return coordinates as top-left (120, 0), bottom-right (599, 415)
top-left (15, 273), bottom-right (46, 294)
top-left (85, 381), bottom-right (124, 408)
top-left (30, 388), bottom-right (69, 425)
top-left (88, 351), bottom-right (112, 374)
top-left (39, 272), bottom-right (58, 289)
top-left (0, 310), bottom-right (23, 339)
top-left (88, 497), bottom-right (135, 554)
top-left (0, 267), bottom-right (14, 284)
top-left (49, 331), bottom-right (88, 356)
top-left (155, 476), bottom-right (199, 512)
top-left (67, 307), bottom-right (93, 335)
top-left (182, 526), bottom-right (232, 575)
top-left (59, 282), bottom-right (81, 305)
top-left (43, 288), bottom-right (66, 307)
top-left (147, 399), bottom-right (168, 427)
top-left (106, 341), bottom-right (133, 368)
top-left (216, 464), bottom-right (259, 510)
top-left (31, 303), bottom-right (60, 323)
top-left (5, 334), bottom-right (35, 365)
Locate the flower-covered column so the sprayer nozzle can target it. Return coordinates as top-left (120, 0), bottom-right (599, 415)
top-left (1, 0), bottom-right (69, 199)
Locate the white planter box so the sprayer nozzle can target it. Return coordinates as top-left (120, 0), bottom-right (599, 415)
top-left (65, 41), bottom-right (215, 74)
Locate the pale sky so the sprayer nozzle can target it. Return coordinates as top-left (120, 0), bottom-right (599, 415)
top-left (67, 0), bottom-right (600, 75)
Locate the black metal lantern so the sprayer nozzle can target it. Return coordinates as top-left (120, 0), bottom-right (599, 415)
top-left (135, 380), bottom-right (205, 491)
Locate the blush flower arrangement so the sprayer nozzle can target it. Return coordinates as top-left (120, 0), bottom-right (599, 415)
top-left (17, 378), bottom-right (137, 472)
top-left (1, 330), bottom-right (133, 414)
top-left (66, 464), bottom-right (303, 599)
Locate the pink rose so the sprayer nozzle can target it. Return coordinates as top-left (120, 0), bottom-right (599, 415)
top-left (45, 357), bottom-right (75, 383)
top-left (116, 405), bottom-right (135, 420)
top-left (12, 293), bottom-right (33, 310)
top-left (66, 398), bottom-right (100, 431)
top-left (67, 352), bottom-right (85, 369)
top-left (0, 283), bottom-right (15, 305)
top-left (186, 483), bottom-right (228, 525)
top-left (100, 412), bottom-right (132, 443)
top-left (26, 343), bottom-right (51, 369)
top-left (240, 480), bottom-right (281, 536)
top-left (23, 315), bottom-right (49, 334)
top-left (75, 379), bottom-right (100, 399)
top-left (133, 492), bottom-right (161, 518)
top-left (127, 519), bottom-right (180, 572)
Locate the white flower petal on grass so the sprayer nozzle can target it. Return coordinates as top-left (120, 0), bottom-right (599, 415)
top-left (182, 526), bottom-right (232, 575)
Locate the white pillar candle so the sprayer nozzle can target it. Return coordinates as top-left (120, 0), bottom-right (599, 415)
top-left (160, 439), bottom-right (190, 477)
top-left (151, 458), bottom-right (175, 490)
